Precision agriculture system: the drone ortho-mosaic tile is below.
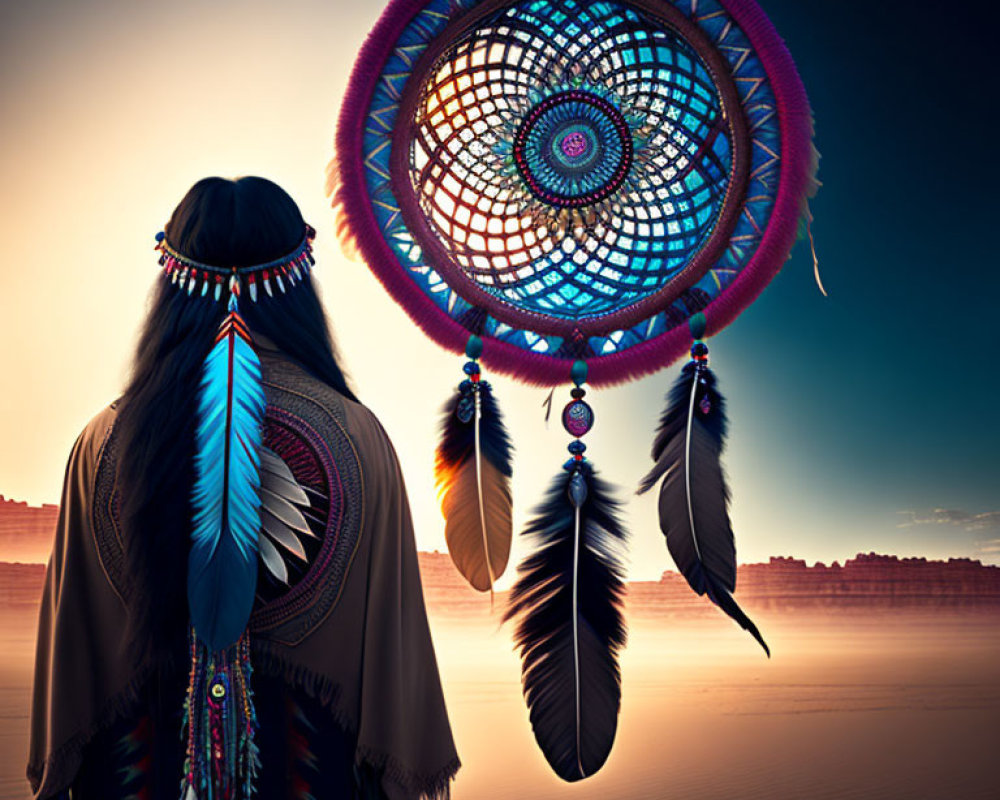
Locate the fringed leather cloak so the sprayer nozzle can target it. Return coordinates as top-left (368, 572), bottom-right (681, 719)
top-left (27, 350), bottom-right (460, 799)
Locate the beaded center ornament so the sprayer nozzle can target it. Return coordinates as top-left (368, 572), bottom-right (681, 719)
top-left (512, 89), bottom-right (637, 210)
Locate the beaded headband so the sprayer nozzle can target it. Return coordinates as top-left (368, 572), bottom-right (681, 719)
top-left (154, 224), bottom-right (317, 302)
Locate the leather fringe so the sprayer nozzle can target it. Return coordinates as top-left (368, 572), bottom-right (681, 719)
top-left (27, 654), bottom-right (180, 796)
top-left (251, 641), bottom-right (460, 800)
top-left (30, 645), bottom-right (459, 800)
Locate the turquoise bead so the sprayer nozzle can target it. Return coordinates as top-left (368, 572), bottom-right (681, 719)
top-left (465, 335), bottom-right (484, 359)
top-left (689, 312), bottom-right (707, 340)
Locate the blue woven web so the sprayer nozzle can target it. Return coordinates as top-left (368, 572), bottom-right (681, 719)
top-left (406, 0), bottom-right (732, 320)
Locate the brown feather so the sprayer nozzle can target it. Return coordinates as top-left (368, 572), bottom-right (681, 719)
top-left (440, 457), bottom-right (512, 592)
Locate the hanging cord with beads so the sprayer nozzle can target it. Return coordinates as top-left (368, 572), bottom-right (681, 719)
top-left (180, 629), bottom-right (260, 800)
top-left (503, 358), bottom-right (628, 781)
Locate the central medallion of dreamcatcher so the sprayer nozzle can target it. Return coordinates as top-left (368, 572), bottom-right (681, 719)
top-left (510, 88), bottom-right (636, 210)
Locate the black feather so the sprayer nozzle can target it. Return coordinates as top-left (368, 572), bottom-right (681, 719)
top-left (639, 362), bottom-right (769, 656)
top-left (503, 462), bottom-right (628, 781)
top-left (638, 361), bottom-right (725, 495)
top-left (435, 381), bottom-right (513, 477)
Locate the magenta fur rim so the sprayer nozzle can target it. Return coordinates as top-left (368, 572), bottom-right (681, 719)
top-left (334, 0), bottom-right (814, 388)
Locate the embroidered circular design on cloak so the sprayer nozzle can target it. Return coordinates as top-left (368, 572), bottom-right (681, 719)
top-left (93, 388), bottom-right (364, 646)
top-left (250, 411), bottom-right (340, 611)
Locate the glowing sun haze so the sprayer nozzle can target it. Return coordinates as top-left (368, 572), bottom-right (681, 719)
top-left (1, 0), bottom-right (997, 578)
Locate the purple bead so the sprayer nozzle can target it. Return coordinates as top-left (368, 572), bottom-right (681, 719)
top-left (699, 395), bottom-right (712, 415)
top-left (562, 399), bottom-right (594, 438)
top-left (560, 131), bottom-right (588, 159)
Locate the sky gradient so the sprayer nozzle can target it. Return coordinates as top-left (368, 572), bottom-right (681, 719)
top-left (0, 0), bottom-right (996, 578)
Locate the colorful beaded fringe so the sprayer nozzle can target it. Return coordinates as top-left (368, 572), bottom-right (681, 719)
top-left (180, 629), bottom-right (260, 800)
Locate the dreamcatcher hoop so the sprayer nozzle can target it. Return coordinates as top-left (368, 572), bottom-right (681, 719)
top-left (334, 0), bottom-right (815, 386)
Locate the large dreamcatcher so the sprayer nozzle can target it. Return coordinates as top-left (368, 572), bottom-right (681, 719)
top-left (330, 0), bottom-right (818, 781)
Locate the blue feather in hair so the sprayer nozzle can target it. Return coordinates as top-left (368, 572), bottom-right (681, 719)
top-left (188, 289), bottom-right (266, 652)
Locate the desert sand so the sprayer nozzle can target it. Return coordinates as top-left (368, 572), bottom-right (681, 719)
top-left (2, 603), bottom-right (997, 800)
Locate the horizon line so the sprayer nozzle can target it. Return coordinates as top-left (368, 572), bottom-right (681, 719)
top-left (2, 550), bottom-right (996, 574)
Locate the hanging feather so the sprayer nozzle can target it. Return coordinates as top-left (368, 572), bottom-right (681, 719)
top-left (260, 447), bottom-right (309, 507)
top-left (324, 159), bottom-right (361, 262)
top-left (434, 359), bottom-right (514, 595)
top-left (503, 461), bottom-right (627, 782)
top-left (638, 357), bottom-right (770, 656)
top-left (189, 287), bottom-right (266, 653)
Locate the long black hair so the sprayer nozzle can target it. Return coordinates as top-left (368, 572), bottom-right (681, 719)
top-left (115, 176), bottom-right (356, 666)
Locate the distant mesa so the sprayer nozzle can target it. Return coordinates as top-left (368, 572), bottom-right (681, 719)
top-left (418, 550), bottom-right (1000, 620)
top-left (0, 495), bottom-right (58, 564)
top-left (629, 552), bottom-right (1000, 617)
top-left (2, 551), bottom-right (999, 618)
top-left (0, 562), bottom-right (45, 607)
top-left (3, 496), bottom-right (1000, 618)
